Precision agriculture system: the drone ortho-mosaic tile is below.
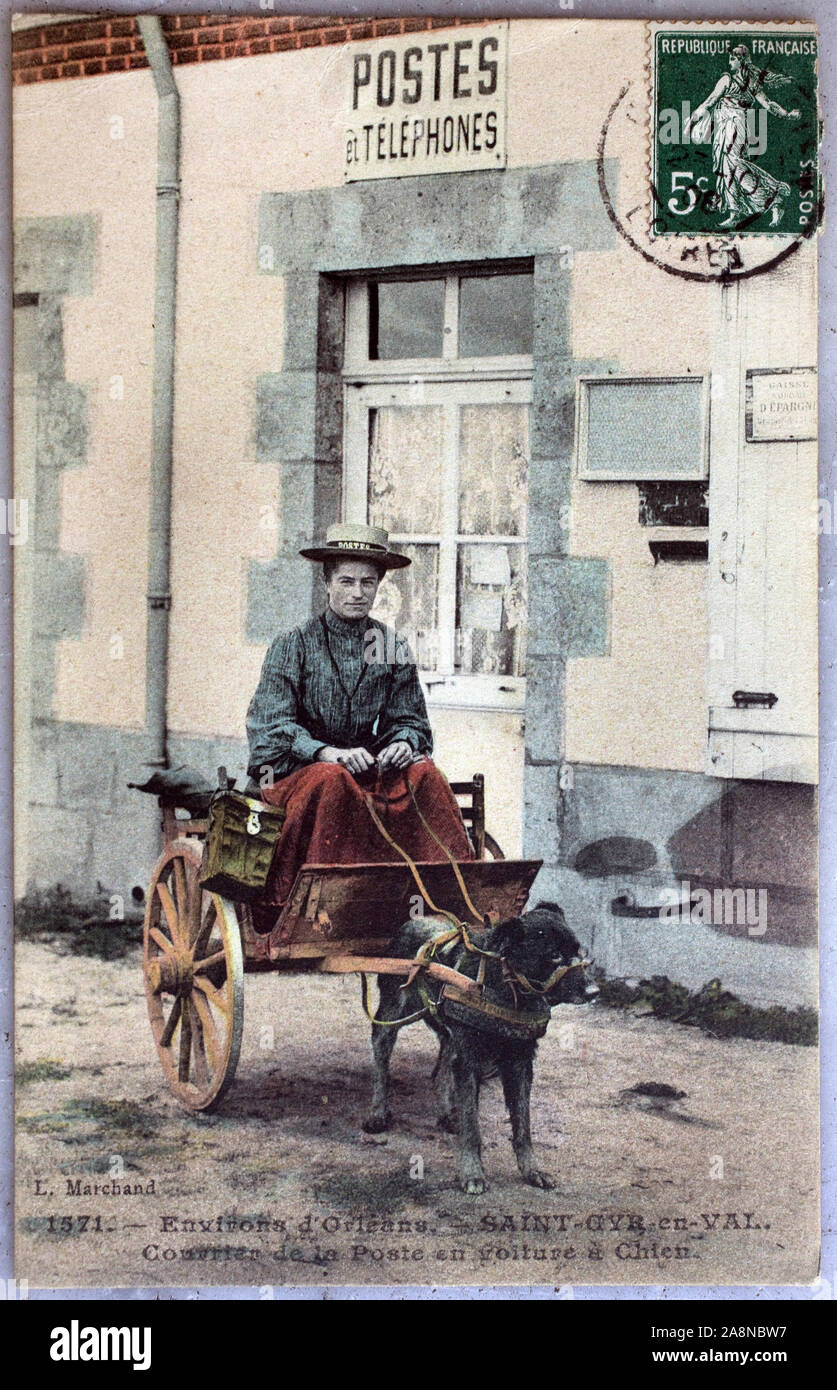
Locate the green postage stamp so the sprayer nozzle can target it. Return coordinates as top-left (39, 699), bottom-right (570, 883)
top-left (651, 26), bottom-right (819, 236)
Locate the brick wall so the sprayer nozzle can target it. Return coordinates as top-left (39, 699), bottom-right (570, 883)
top-left (12, 13), bottom-right (488, 84)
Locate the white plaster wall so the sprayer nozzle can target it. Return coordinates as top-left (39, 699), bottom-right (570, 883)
top-left (142, 48), bottom-right (350, 737)
top-left (14, 70), bottom-right (158, 728)
top-left (430, 707), bottom-right (525, 860)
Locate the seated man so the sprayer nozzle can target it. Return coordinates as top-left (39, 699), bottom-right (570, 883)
top-left (245, 522), bottom-right (474, 921)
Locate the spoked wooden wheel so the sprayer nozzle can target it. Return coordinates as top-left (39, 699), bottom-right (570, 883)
top-left (143, 837), bottom-right (244, 1112)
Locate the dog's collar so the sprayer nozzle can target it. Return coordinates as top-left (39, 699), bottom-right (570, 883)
top-left (473, 949), bottom-right (589, 1009)
top-left (437, 958), bottom-right (591, 1042)
top-left (505, 958), bottom-right (589, 997)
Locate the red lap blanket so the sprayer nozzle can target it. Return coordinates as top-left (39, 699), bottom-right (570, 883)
top-left (256, 759), bottom-right (474, 915)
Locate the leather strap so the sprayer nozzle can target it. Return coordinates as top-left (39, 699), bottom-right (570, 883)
top-left (361, 791), bottom-right (464, 931)
top-left (505, 958), bottom-right (591, 996)
top-left (405, 778), bottom-right (486, 925)
top-left (440, 983), bottom-right (551, 1039)
top-left (361, 784), bottom-right (503, 972)
top-left (359, 971), bottom-right (430, 1030)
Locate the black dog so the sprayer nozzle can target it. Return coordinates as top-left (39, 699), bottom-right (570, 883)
top-left (363, 902), bottom-right (598, 1194)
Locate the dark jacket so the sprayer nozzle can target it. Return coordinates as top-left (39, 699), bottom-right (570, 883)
top-left (246, 606), bottom-right (433, 781)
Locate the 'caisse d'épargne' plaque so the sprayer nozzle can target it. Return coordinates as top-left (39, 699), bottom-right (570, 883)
top-left (344, 22), bottom-right (507, 182)
top-left (745, 368), bottom-right (817, 442)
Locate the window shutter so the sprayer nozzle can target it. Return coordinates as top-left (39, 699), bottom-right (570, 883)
top-left (707, 260), bottom-right (818, 785)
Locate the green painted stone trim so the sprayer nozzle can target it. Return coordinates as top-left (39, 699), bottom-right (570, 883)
top-left (14, 218), bottom-right (96, 720)
top-left (257, 161), bottom-right (616, 273)
top-left (529, 556), bottom-right (610, 660)
top-left (14, 215), bottom-right (97, 297)
top-left (249, 162), bottom-right (616, 640)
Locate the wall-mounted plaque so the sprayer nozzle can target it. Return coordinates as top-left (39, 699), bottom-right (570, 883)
top-left (745, 368), bottom-right (817, 442)
top-left (576, 375), bottom-right (709, 481)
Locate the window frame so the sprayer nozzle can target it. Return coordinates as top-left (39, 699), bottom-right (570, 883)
top-left (343, 269), bottom-right (533, 382)
top-left (342, 272), bottom-right (533, 713)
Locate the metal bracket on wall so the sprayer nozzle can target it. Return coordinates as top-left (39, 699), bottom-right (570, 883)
top-left (732, 690), bottom-right (778, 709)
top-left (648, 538), bottom-right (708, 564)
top-left (611, 893), bottom-right (700, 919)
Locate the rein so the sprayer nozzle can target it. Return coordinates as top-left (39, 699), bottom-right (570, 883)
top-left (358, 777), bottom-right (587, 1035)
top-left (404, 779), bottom-right (489, 928)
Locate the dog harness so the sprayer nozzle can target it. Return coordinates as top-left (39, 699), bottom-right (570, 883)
top-left (358, 791), bottom-right (588, 1039)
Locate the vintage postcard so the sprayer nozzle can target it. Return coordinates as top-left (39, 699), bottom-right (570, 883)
top-left (11, 10), bottom-right (821, 1292)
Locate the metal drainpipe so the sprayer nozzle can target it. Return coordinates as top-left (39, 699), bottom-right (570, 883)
top-left (138, 17), bottom-right (180, 767)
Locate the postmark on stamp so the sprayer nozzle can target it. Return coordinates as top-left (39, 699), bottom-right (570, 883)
top-left (651, 25), bottom-right (819, 238)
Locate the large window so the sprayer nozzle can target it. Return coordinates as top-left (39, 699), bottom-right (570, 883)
top-left (343, 269), bottom-right (532, 710)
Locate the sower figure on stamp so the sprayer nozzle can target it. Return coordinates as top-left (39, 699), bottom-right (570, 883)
top-left (684, 44), bottom-right (800, 228)
top-left (245, 523), bottom-right (474, 928)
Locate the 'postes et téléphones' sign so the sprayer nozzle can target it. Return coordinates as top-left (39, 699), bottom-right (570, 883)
top-left (344, 23), bottom-right (508, 182)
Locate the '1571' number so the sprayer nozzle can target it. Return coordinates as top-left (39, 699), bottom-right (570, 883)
top-left (46, 1215), bottom-right (104, 1234)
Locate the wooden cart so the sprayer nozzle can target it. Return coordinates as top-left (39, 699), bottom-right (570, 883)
top-left (141, 776), bottom-right (541, 1113)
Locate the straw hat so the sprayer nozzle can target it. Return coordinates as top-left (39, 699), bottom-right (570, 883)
top-left (299, 522), bottom-right (410, 570)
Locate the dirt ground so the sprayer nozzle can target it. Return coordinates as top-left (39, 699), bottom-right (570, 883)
top-left (14, 937), bottom-right (819, 1290)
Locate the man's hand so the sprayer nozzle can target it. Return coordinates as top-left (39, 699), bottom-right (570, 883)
top-left (377, 740), bottom-right (414, 770)
top-left (317, 745), bottom-right (377, 776)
